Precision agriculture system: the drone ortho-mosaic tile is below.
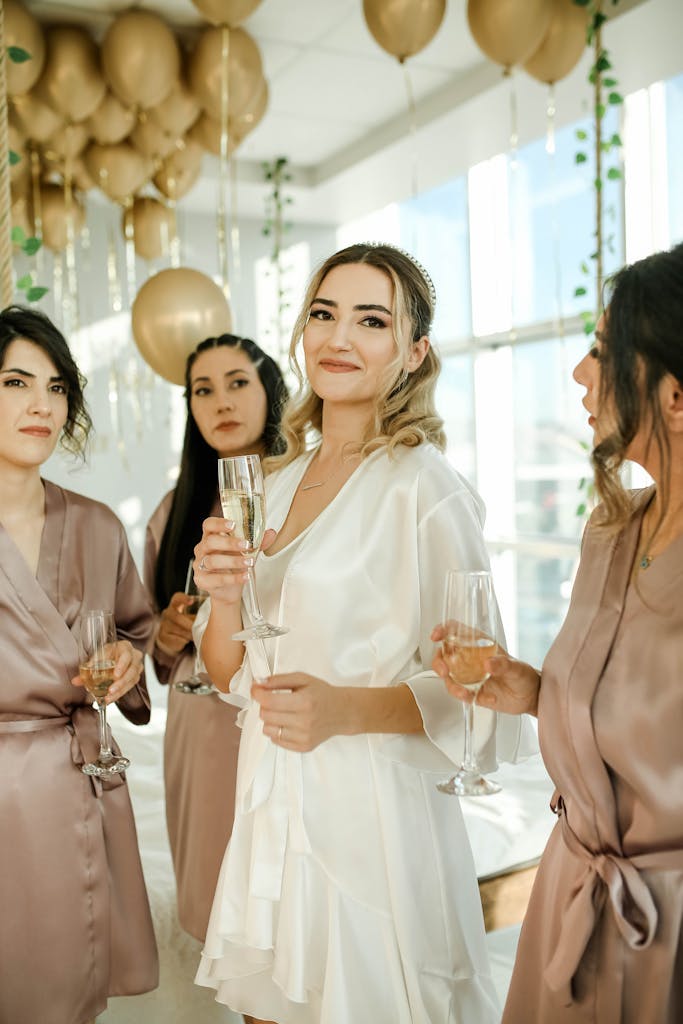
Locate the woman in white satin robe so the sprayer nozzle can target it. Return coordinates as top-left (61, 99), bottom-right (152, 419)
top-left (0, 306), bottom-right (158, 1024)
top-left (193, 244), bottom-right (534, 1024)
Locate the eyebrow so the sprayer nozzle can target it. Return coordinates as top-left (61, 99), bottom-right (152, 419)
top-left (191, 369), bottom-right (252, 384)
top-left (0, 367), bottom-right (65, 382)
top-left (311, 298), bottom-right (392, 316)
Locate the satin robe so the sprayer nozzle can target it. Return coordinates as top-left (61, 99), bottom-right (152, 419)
top-left (504, 488), bottom-right (683, 1024)
top-left (196, 444), bottom-right (534, 1023)
top-left (145, 491), bottom-right (241, 942)
top-left (0, 480), bottom-right (158, 1024)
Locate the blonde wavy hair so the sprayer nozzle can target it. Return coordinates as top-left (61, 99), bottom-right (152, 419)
top-left (266, 243), bottom-right (445, 473)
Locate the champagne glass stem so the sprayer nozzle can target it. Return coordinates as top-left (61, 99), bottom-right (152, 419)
top-left (244, 565), bottom-right (266, 628)
top-left (462, 695), bottom-right (477, 772)
top-left (96, 702), bottom-right (113, 763)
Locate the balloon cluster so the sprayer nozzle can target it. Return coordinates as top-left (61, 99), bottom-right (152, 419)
top-left (5, 0), bottom-right (268, 260)
top-left (467, 0), bottom-right (588, 85)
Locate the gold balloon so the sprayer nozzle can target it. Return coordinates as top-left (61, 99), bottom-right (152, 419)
top-left (123, 197), bottom-right (174, 261)
top-left (42, 123), bottom-right (90, 162)
top-left (524, 0), bottom-right (588, 85)
top-left (188, 25), bottom-right (263, 121)
top-left (34, 25), bottom-right (106, 124)
top-left (71, 156), bottom-right (96, 193)
top-left (9, 122), bottom-right (27, 185)
top-left (4, 0), bottom-right (46, 96)
top-left (131, 268), bottom-right (233, 385)
top-left (187, 111), bottom-right (245, 156)
top-left (233, 74), bottom-right (268, 136)
top-left (363, 0), bottom-right (446, 62)
top-left (467, 0), bottom-right (554, 69)
top-left (87, 91), bottom-right (136, 145)
top-left (130, 117), bottom-right (178, 161)
top-left (153, 141), bottom-right (203, 200)
top-left (11, 92), bottom-right (63, 144)
top-left (102, 10), bottom-right (180, 110)
top-left (148, 78), bottom-right (201, 137)
top-left (190, 0), bottom-right (262, 27)
top-left (84, 142), bottom-right (153, 202)
top-left (38, 184), bottom-right (86, 252)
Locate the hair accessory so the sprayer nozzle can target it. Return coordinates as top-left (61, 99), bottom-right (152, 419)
top-left (362, 241), bottom-right (437, 307)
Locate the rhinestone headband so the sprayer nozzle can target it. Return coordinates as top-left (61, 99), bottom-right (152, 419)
top-left (362, 241), bottom-right (437, 308)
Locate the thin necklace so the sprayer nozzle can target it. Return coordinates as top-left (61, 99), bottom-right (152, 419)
top-left (639, 553), bottom-right (654, 570)
top-left (300, 451), bottom-right (353, 491)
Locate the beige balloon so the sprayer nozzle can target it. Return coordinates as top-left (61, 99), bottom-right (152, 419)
top-left (148, 78), bottom-right (201, 137)
top-left (42, 123), bottom-right (90, 162)
top-left (188, 25), bottom-right (263, 121)
top-left (130, 117), bottom-right (179, 161)
top-left (131, 268), bottom-right (233, 385)
top-left (102, 10), bottom-right (180, 110)
top-left (71, 156), bottom-right (97, 193)
top-left (123, 197), bottom-right (174, 261)
top-left (84, 142), bottom-right (153, 202)
top-left (190, 0), bottom-right (262, 27)
top-left (467, 0), bottom-right (554, 69)
top-left (233, 74), bottom-right (268, 135)
top-left (524, 0), bottom-right (588, 85)
top-left (39, 184), bottom-right (86, 252)
top-left (88, 92), bottom-right (136, 145)
top-left (363, 0), bottom-right (446, 62)
top-left (4, 0), bottom-right (46, 96)
top-left (11, 92), bottom-right (63, 144)
top-left (153, 141), bottom-right (203, 200)
top-left (34, 25), bottom-right (106, 124)
top-left (187, 111), bottom-right (245, 156)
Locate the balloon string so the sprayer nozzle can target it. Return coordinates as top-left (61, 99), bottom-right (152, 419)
top-left (107, 225), bottom-right (123, 313)
top-left (508, 69), bottom-right (519, 168)
top-left (52, 250), bottom-right (63, 318)
top-left (0, 6), bottom-right (13, 307)
top-left (169, 196), bottom-right (181, 268)
top-left (108, 361), bottom-right (129, 471)
top-left (30, 148), bottom-right (44, 275)
top-left (507, 69), bottom-right (519, 334)
top-left (122, 196), bottom-right (136, 307)
top-left (217, 24), bottom-right (231, 300)
top-left (230, 157), bottom-right (241, 325)
top-left (63, 126), bottom-right (80, 335)
top-left (402, 61), bottom-right (419, 198)
top-left (545, 84), bottom-right (564, 336)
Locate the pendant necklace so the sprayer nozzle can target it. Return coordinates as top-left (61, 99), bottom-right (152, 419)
top-left (639, 553), bottom-right (654, 570)
top-left (300, 459), bottom-right (345, 491)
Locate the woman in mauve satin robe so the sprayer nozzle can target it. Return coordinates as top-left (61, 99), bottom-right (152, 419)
top-left (145, 334), bottom-right (287, 942)
top-left (435, 242), bottom-right (683, 1024)
top-left (0, 306), bottom-right (158, 1024)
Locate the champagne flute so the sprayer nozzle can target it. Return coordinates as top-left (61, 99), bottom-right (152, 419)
top-left (218, 454), bottom-right (288, 641)
top-left (437, 570), bottom-right (502, 797)
top-left (79, 609), bottom-right (130, 778)
top-left (174, 560), bottom-right (214, 695)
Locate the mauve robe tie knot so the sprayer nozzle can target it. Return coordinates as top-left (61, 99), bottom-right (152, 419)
top-left (546, 796), bottom-right (658, 1007)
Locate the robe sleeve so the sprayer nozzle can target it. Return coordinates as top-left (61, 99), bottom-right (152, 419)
top-left (114, 518), bottom-right (155, 725)
top-left (143, 493), bottom-right (182, 686)
top-left (382, 473), bottom-right (537, 773)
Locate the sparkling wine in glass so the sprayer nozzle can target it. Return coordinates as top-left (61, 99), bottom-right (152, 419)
top-left (79, 609), bottom-right (130, 778)
top-left (437, 570), bottom-right (502, 797)
top-left (218, 453), bottom-right (288, 642)
top-left (174, 560), bottom-right (213, 695)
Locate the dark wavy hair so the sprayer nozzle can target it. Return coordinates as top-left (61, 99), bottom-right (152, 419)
top-left (0, 305), bottom-right (92, 456)
top-left (155, 333), bottom-right (288, 609)
top-left (592, 241), bottom-right (683, 529)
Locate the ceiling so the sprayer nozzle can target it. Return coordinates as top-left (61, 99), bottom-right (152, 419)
top-left (22, 0), bottom-right (647, 223)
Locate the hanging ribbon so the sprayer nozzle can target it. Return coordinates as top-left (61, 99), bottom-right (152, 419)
top-left (63, 124), bottom-right (80, 336)
top-left (0, 7), bottom-right (13, 307)
top-left (30, 147), bottom-right (44, 275)
top-left (230, 152), bottom-right (241, 325)
top-left (402, 61), bottom-right (419, 200)
top-left (217, 24), bottom-right (231, 300)
top-left (545, 84), bottom-right (565, 337)
top-left (122, 196), bottom-right (137, 308)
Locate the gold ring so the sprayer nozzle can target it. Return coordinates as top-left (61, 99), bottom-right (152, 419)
top-left (199, 557), bottom-right (207, 572)
top-left (278, 725), bottom-right (283, 741)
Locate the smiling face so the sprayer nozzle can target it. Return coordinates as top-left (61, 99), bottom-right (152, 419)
top-left (0, 338), bottom-right (68, 472)
top-left (188, 344), bottom-right (268, 458)
top-left (302, 262), bottom-right (406, 417)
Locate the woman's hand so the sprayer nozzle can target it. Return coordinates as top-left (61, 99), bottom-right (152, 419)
top-left (156, 592), bottom-right (194, 655)
top-left (252, 673), bottom-right (346, 752)
top-left (431, 624), bottom-right (541, 717)
top-left (71, 639), bottom-right (144, 704)
top-left (193, 517), bottom-right (275, 606)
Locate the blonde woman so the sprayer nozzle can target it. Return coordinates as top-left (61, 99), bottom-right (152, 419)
top-left (193, 243), bottom-right (531, 1023)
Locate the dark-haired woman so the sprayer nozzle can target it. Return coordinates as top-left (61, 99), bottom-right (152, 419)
top-left (434, 242), bottom-right (683, 1024)
top-left (0, 306), bottom-right (158, 1024)
top-left (144, 333), bottom-right (287, 943)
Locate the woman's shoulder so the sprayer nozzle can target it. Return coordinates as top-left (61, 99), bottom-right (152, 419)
top-left (148, 488), bottom-right (176, 527)
top-left (394, 443), bottom-right (482, 498)
top-left (44, 479), bottom-right (126, 535)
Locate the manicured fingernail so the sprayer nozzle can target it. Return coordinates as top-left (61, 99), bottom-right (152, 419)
top-left (224, 520), bottom-right (235, 530)
top-left (237, 539), bottom-right (249, 550)
top-left (243, 556), bottom-right (255, 568)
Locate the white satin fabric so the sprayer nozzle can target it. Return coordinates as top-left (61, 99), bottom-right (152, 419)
top-left (195, 444), bottom-right (535, 1023)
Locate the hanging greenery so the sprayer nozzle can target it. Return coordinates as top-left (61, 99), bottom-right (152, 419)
top-left (261, 155), bottom-right (293, 356)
